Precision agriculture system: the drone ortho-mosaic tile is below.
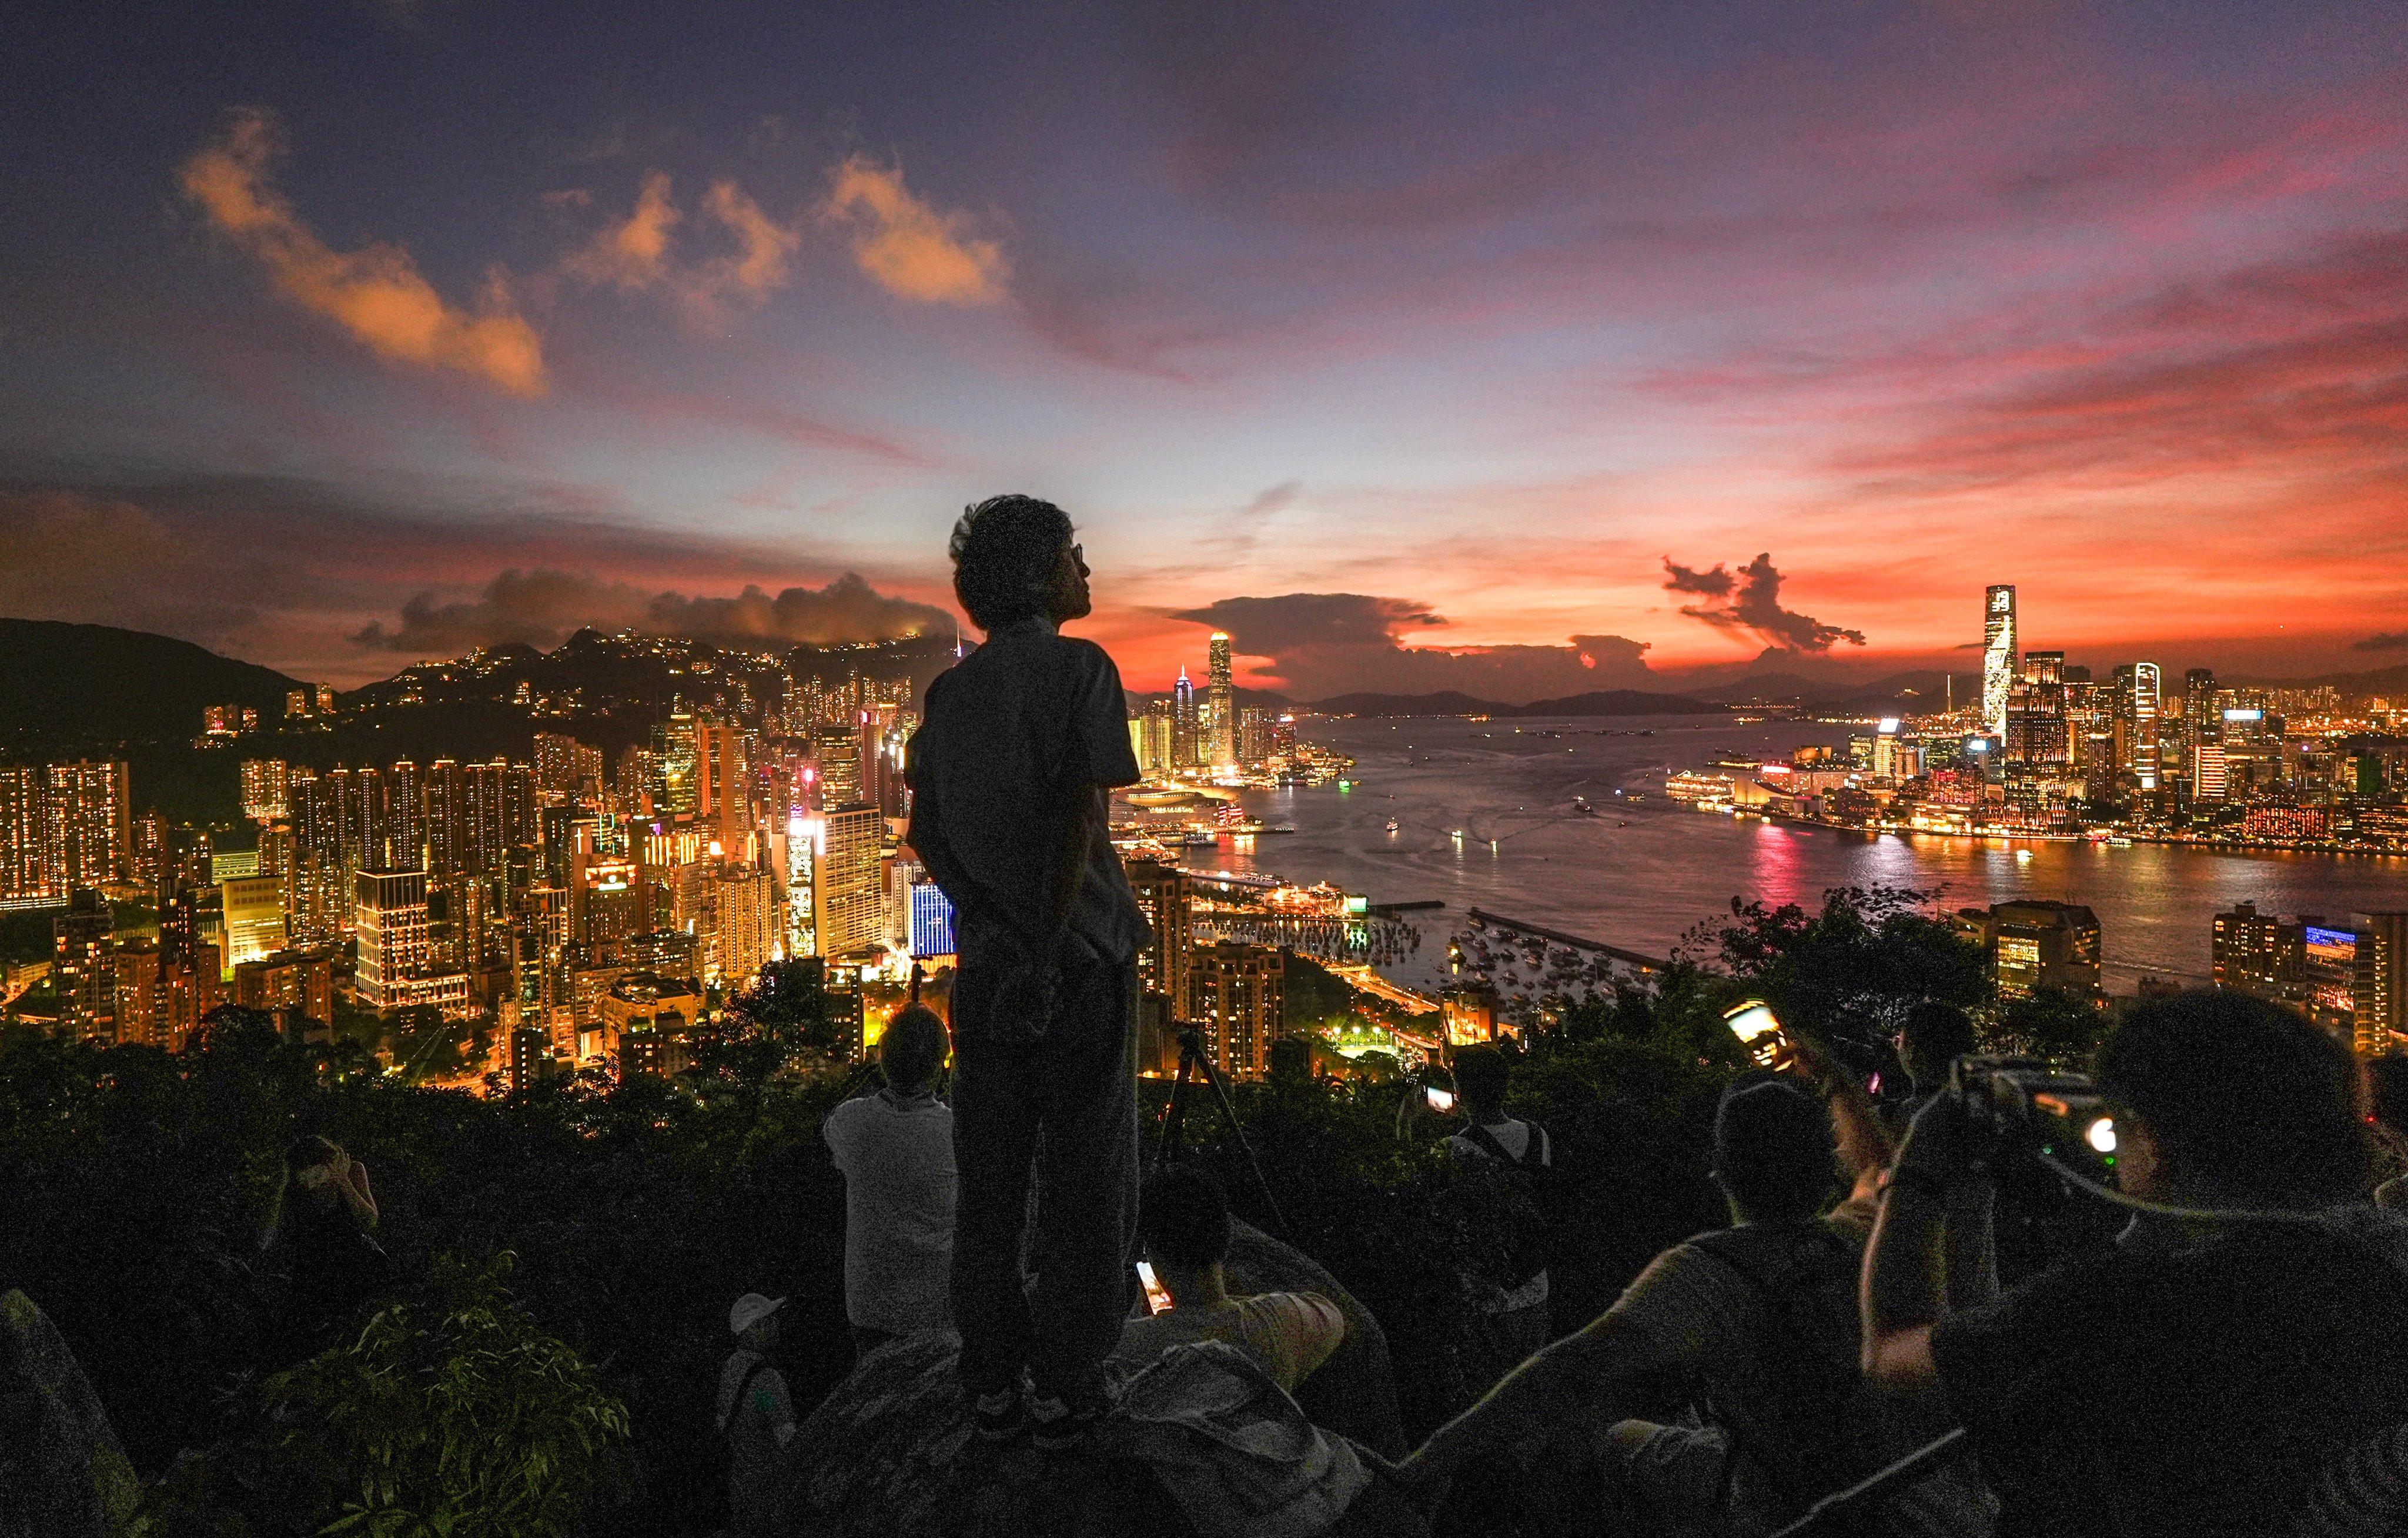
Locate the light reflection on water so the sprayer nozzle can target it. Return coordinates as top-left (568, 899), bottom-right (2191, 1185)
top-left (1188, 715), bottom-right (2408, 994)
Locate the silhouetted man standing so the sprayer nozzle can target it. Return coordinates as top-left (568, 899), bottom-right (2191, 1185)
top-left (906, 494), bottom-right (1148, 1451)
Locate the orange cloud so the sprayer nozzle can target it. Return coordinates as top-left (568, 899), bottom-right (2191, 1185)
top-left (567, 169), bottom-right (681, 289)
top-left (823, 156), bottom-right (1008, 305)
top-left (178, 109), bottom-right (545, 396)
top-left (565, 173), bottom-right (800, 323)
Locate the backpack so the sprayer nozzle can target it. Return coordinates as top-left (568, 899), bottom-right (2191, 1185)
top-left (698, 1353), bottom-right (776, 1529)
top-left (1684, 1222), bottom-right (1872, 1517)
top-left (1454, 1120), bottom-right (1556, 1293)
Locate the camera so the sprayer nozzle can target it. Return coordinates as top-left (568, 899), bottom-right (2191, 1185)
top-left (1950, 1054), bottom-right (2118, 1180)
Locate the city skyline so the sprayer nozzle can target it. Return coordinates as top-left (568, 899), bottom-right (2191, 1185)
top-left (4, 3), bottom-right (2407, 694)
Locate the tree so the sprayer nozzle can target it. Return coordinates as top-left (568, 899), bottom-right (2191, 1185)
top-left (723, 958), bottom-right (835, 1052)
top-left (1991, 986), bottom-right (2107, 1068)
top-left (1689, 885), bottom-right (1988, 1046)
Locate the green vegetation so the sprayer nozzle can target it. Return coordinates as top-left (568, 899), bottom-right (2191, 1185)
top-left (0, 887), bottom-right (2102, 1535)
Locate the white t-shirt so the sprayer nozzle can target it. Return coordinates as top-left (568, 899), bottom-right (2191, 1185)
top-left (1111, 1290), bottom-right (1348, 1393)
top-left (822, 1089), bottom-right (958, 1334)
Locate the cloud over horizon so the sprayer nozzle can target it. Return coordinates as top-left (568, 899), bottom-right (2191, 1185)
top-left (178, 109), bottom-right (546, 394)
top-left (1169, 592), bottom-right (1656, 703)
top-left (1662, 553), bottom-right (1867, 653)
top-left (353, 569), bottom-right (955, 655)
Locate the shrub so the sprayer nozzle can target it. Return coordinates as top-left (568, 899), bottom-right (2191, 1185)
top-left (259, 1251), bottom-right (628, 1538)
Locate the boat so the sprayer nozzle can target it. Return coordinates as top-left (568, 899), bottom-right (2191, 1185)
top-left (1384, 819), bottom-right (1400, 833)
top-left (1571, 796), bottom-right (1598, 817)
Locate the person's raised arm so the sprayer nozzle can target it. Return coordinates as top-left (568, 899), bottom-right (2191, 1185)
top-left (1790, 1035), bottom-right (1894, 1205)
top-left (1861, 1092), bottom-right (1970, 1390)
top-left (1395, 1308), bottom-right (1674, 1499)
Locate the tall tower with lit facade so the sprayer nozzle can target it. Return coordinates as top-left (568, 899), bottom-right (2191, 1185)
top-left (1982, 586), bottom-right (2016, 738)
top-left (1206, 632), bottom-right (1237, 769)
top-left (1172, 669), bottom-right (1197, 769)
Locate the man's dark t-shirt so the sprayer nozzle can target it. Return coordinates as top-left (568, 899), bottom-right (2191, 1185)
top-left (905, 617), bottom-right (1147, 966)
top-left (1931, 1218), bottom-right (2408, 1538)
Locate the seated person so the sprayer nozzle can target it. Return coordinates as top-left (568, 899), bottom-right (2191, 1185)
top-left (1394, 1058), bottom-right (1973, 1534)
top-left (260, 1133), bottom-right (392, 1366)
top-left (821, 999), bottom-right (956, 1353)
top-left (1865, 990), bottom-right (2408, 1538)
top-left (1891, 999), bottom-right (1978, 1132)
top-left (1111, 1164), bottom-right (1346, 1395)
top-left (1441, 1044), bottom-right (1556, 1392)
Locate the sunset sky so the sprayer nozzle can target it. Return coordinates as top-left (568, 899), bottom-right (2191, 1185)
top-left (4, 1), bottom-right (2404, 697)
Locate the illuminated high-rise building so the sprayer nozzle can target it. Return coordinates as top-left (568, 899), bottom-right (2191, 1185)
top-left (814, 725), bottom-right (861, 808)
top-left (219, 874), bottom-right (285, 972)
top-left (693, 722), bottom-right (752, 841)
top-left (1190, 941), bottom-right (1284, 1079)
top-left (1207, 633), bottom-right (1237, 769)
top-left (908, 880), bottom-right (956, 961)
top-left (2357, 912), bottom-right (2408, 1058)
top-left (814, 804), bottom-right (887, 957)
top-left (655, 709), bottom-right (698, 820)
top-left (0, 765), bottom-right (50, 905)
top-left (1124, 858), bottom-right (1192, 1011)
top-left (52, 889), bottom-right (116, 1036)
top-left (240, 759), bottom-right (290, 823)
top-left (386, 758), bottom-right (424, 870)
top-left (1981, 586), bottom-right (2016, 738)
top-left (708, 863), bottom-right (778, 985)
top-left (354, 868), bottom-right (430, 1009)
top-left (1172, 669), bottom-right (1197, 769)
top-left (533, 733), bottom-right (583, 808)
top-left (2115, 663), bottom-right (2163, 793)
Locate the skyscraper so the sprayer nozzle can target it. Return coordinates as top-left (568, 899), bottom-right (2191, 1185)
top-left (240, 759), bottom-right (290, 823)
top-left (1190, 941), bottom-right (1285, 1079)
top-left (2357, 912), bottom-right (2408, 1058)
top-left (813, 803), bottom-right (886, 957)
top-left (1982, 586), bottom-right (2016, 738)
top-left (2114, 663), bottom-right (2163, 793)
top-left (1207, 632), bottom-right (1237, 769)
top-left (1172, 668), bottom-right (1197, 769)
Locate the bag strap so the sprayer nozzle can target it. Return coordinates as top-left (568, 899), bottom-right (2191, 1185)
top-left (1460, 1120), bottom-right (1544, 1169)
top-left (719, 1356), bottom-right (772, 1434)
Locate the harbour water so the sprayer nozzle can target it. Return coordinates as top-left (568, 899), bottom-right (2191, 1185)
top-left (1188, 715), bottom-right (2408, 995)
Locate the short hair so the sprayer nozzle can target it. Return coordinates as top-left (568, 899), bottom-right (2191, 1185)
top-left (949, 494), bottom-right (1073, 633)
top-left (1713, 1078), bottom-right (1837, 1223)
top-left (1449, 1045), bottom-right (1511, 1114)
top-left (1139, 1164), bottom-right (1231, 1271)
top-left (2094, 991), bottom-right (2367, 1208)
top-left (1901, 1001), bottom-right (1976, 1084)
top-left (880, 1001), bottom-right (948, 1091)
top-left (2367, 1055), bottom-right (2408, 1136)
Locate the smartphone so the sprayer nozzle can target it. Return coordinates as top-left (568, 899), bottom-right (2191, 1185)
top-left (1135, 1259), bottom-right (1173, 1316)
top-left (1722, 1001), bottom-right (1787, 1069)
top-left (1425, 1085), bottom-right (1456, 1114)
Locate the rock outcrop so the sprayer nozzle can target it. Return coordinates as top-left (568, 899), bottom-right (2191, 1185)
top-left (0, 1289), bottom-right (142, 1538)
top-left (778, 1222), bottom-right (1421, 1537)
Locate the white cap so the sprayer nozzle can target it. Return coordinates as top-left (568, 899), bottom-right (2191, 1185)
top-left (728, 1293), bottom-right (785, 1336)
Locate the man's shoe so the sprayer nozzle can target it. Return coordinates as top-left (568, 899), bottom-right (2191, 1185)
top-left (971, 1384), bottom-right (1028, 1444)
top-left (1028, 1395), bottom-right (1101, 1453)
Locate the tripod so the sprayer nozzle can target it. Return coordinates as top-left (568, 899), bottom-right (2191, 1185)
top-left (1151, 1024), bottom-right (1290, 1241)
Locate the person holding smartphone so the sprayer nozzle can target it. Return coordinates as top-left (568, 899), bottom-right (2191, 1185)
top-left (1110, 1165), bottom-right (1345, 1395)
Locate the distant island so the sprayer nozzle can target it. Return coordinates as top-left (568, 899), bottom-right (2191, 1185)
top-left (1308, 688), bottom-right (1727, 718)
